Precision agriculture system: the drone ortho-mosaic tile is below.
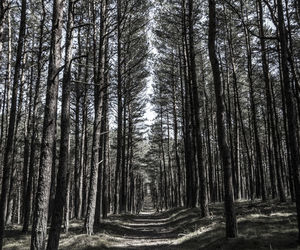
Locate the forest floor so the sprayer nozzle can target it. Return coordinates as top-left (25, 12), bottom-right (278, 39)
top-left (2, 198), bottom-right (299, 250)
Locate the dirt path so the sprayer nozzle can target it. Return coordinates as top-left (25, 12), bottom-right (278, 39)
top-left (94, 195), bottom-right (193, 249)
top-left (69, 199), bottom-right (297, 250)
top-left (64, 194), bottom-right (217, 249)
top-left (3, 200), bottom-right (298, 249)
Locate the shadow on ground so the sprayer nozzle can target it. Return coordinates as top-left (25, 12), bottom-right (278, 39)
top-left (2, 200), bottom-right (299, 250)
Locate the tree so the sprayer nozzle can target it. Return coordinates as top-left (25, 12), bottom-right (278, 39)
top-left (0, 0), bottom-right (27, 247)
top-left (208, 0), bottom-right (237, 238)
top-left (188, 0), bottom-right (209, 217)
top-left (31, 0), bottom-right (64, 248)
top-left (276, 0), bottom-right (300, 240)
top-left (46, 0), bottom-right (75, 248)
top-left (22, 0), bottom-right (46, 233)
top-left (84, 0), bottom-right (108, 235)
top-left (114, 0), bottom-right (123, 214)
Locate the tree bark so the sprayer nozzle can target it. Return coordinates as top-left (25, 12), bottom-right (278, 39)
top-left (47, 0), bottom-right (74, 248)
top-left (74, 26), bottom-right (83, 220)
top-left (31, 0), bottom-right (63, 248)
top-left (0, 0), bottom-right (27, 247)
top-left (22, 1), bottom-right (45, 232)
top-left (277, 0), bottom-right (300, 241)
top-left (208, 0), bottom-right (237, 238)
top-left (257, 0), bottom-right (286, 202)
top-left (114, 0), bottom-right (123, 215)
top-left (84, 0), bottom-right (107, 235)
top-left (188, 0), bottom-right (209, 217)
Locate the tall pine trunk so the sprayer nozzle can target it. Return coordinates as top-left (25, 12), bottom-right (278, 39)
top-left (277, 0), bottom-right (300, 241)
top-left (114, 0), bottom-right (123, 214)
top-left (0, 0), bottom-right (27, 247)
top-left (46, 1), bottom-right (74, 248)
top-left (84, 0), bottom-right (107, 235)
top-left (22, 0), bottom-right (45, 233)
top-left (188, 0), bottom-right (209, 217)
top-left (208, 0), bottom-right (237, 238)
top-left (31, 0), bottom-right (63, 248)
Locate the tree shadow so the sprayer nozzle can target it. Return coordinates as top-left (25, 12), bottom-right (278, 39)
top-left (2, 200), bottom-right (298, 250)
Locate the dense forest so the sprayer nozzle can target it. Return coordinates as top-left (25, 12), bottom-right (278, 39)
top-left (0, 0), bottom-right (299, 249)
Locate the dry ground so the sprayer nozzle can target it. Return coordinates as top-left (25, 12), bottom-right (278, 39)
top-left (3, 200), bottom-right (299, 250)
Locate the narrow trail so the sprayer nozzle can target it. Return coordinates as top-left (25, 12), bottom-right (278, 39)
top-left (78, 198), bottom-right (297, 250)
top-left (89, 195), bottom-right (215, 250)
top-left (106, 196), bottom-right (177, 249)
top-left (2, 200), bottom-right (298, 249)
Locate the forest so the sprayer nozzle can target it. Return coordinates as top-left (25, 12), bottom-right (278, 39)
top-left (0, 0), bottom-right (299, 249)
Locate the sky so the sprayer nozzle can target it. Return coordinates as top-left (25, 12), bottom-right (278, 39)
top-left (143, 3), bottom-right (157, 128)
top-left (144, 76), bottom-right (156, 127)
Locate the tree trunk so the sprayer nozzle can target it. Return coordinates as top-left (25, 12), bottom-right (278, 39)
top-left (84, 0), bottom-right (107, 235)
top-left (257, 0), bottom-right (286, 202)
top-left (102, 34), bottom-right (109, 219)
top-left (81, 17), bottom-right (91, 219)
top-left (0, 0), bottom-right (27, 247)
top-left (102, 89), bottom-right (109, 219)
top-left (171, 71), bottom-right (181, 206)
top-left (74, 26), bottom-right (83, 220)
top-left (244, 26), bottom-right (266, 200)
top-left (208, 0), bottom-right (237, 238)
top-left (22, 2), bottom-right (45, 232)
top-left (46, 1), bottom-right (74, 248)
top-left (120, 96), bottom-right (127, 213)
top-left (7, 51), bottom-right (27, 225)
top-left (181, 0), bottom-right (194, 208)
top-left (30, 0), bottom-right (63, 248)
top-left (188, 0), bottom-right (209, 216)
top-left (114, 0), bottom-right (123, 214)
top-left (277, 0), bottom-right (300, 240)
